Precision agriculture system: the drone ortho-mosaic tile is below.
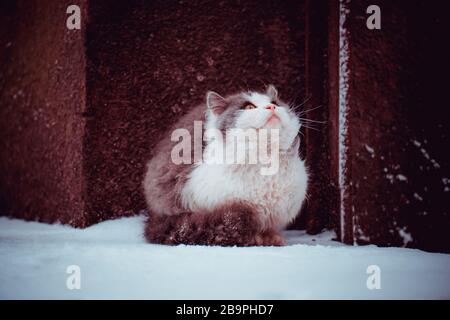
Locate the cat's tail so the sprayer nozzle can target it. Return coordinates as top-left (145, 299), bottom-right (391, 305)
top-left (144, 203), bottom-right (284, 246)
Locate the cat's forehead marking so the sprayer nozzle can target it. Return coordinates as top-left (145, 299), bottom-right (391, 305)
top-left (244, 92), bottom-right (271, 107)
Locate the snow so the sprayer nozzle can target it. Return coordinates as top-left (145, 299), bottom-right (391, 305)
top-left (397, 227), bottom-right (413, 247)
top-left (364, 144), bottom-right (375, 156)
top-left (442, 178), bottom-right (450, 192)
top-left (413, 192), bottom-right (424, 201)
top-left (411, 139), bottom-right (440, 169)
top-left (385, 174), bottom-right (395, 184)
top-left (1, 216), bottom-right (449, 299)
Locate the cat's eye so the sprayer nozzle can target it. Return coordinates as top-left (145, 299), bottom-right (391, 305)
top-left (243, 103), bottom-right (256, 110)
top-left (271, 100), bottom-right (277, 105)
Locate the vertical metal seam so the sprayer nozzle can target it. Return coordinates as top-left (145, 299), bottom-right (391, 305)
top-left (338, 0), bottom-right (350, 243)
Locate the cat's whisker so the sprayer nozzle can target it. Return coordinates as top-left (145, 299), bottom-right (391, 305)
top-left (298, 104), bottom-right (323, 116)
top-left (290, 95), bottom-right (313, 111)
top-left (299, 130), bottom-right (305, 138)
top-left (300, 121), bottom-right (320, 127)
top-left (301, 123), bottom-right (321, 131)
top-left (304, 193), bottom-right (311, 202)
top-left (289, 91), bottom-right (305, 106)
top-left (298, 118), bottom-right (326, 124)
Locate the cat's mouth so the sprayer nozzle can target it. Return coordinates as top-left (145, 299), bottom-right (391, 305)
top-left (267, 114), bottom-right (280, 122)
top-left (263, 113), bottom-right (281, 127)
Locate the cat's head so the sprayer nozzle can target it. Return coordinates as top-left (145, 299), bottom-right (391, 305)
top-left (205, 85), bottom-right (300, 150)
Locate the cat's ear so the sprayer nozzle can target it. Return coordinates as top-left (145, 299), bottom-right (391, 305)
top-left (206, 91), bottom-right (227, 116)
top-left (266, 84), bottom-right (278, 99)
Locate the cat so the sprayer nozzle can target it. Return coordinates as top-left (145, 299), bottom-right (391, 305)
top-left (143, 85), bottom-right (308, 246)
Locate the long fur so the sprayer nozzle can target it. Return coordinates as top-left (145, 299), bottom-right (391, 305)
top-left (144, 203), bottom-right (284, 246)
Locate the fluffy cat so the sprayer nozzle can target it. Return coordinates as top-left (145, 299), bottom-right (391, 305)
top-left (143, 85), bottom-right (308, 246)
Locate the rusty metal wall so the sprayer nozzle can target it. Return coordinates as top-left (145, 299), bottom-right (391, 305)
top-left (0, 0), bottom-right (88, 226)
top-left (338, 0), bottom-right (450, 252)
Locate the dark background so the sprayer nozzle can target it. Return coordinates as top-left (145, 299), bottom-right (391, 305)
top-left (0, 0), bottom-right (449, 252)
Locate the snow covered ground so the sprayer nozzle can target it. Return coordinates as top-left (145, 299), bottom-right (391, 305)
top-left (0, 216), bottom-right (449, 299)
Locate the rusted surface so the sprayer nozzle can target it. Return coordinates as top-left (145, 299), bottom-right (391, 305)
top-left (344, 0), bottom-right (450, 251)
top-left (292, 0), bottom-right (340, 234)
top-left (0, 0), bottom-right (88, 226)
top-left (326, 0), bottom-right (342, 238)
top-left (84, 0), bottom-right (307, 225)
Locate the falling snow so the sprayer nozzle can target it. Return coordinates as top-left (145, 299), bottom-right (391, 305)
top-left (397, 227), bottom-right (414, 247)
top-left (364, 144), bottom-right (375, 156)
top-left (413, 193), bottom-right (424, 201)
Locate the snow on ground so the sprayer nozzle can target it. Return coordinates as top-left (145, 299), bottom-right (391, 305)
top-left (0, 216), bottom-right (449, 299)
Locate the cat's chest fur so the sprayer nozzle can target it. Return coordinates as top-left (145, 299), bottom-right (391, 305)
top-left (181, 154), bottom-right (307, 230)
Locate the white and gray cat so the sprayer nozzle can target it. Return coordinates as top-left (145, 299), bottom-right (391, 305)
top-left (143, 85), bottom-right (308, 246)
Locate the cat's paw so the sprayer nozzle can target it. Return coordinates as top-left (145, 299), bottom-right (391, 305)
top-left (265, 233), bottom-right (286, 246)
top-left (254, 231), bottom-right (285, 246)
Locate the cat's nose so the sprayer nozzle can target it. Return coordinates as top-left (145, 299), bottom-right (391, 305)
top-left (265, 105), bottom-right (276, 111)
